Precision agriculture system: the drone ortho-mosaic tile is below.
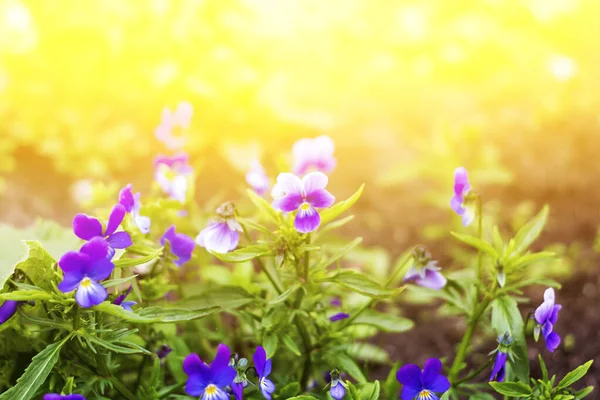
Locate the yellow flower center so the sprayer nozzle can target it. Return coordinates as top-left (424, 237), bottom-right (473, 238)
top-left (418, 390), bottom-right (434, 400)
top-left (205, 384), bottom-right (218, 395)
top-left (80, 277), bottom-right (92, 288)
top-left (300, 202), bottom-right (311, 211)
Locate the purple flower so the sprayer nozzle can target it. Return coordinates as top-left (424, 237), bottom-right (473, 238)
top-left (58, 238), bottom-right (114, 308)
top-left (0, 300), bottom-right (18, 324)
top-left (330, 297), bottom-right (342, 307)
top-left (396, 358), bottom-right (451, 400)
top-left (197, 203), bottom-right (242, 254)
top-left (72, 204), bottom-right (132, 258)
top-left (231, 382), bottom-right (244, 400)
top-left (327, 369), bottom-right (346, 400)
top-left (330, 312), bottom-right (350, 322)
top-left (157, 344), bottom-right (173, 360)
top-left (490, 333), bottom-right (512, 382)
top-left (161, 226), bottom-right (196, 266)
top-left (155, 102), bottom-right (193, 150)
top-left (246, 159), bottom-right (270, 196)
top-left (119, 184), bottom-right (151, 234)
top-left (43, 394), bottom-right (86, 400)
top-left (253, 346), bottom-right (275, 400)
top-left (292, 135), bottom-right (336, 176)
top-left (271, 172), bottom-right (335, 233)
top-left (113, 285), bottom-right (136, 312)
top-left (154, 153), bottom-right (193, 203)
top-left (534, 288), bottom-right (562, 352)
top-left (404, 260), bottom-right (447, 290)
top-left (183, 343), bottom-right (237, 399)
top-left (450, 167), bottom-right (475, 226)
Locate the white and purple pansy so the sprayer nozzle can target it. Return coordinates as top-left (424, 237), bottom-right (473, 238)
top-left (271, 172), bottom-right (335, 234)
top-left (161, 226), bottom-right (196, 267)
top-left (113, 285), bottom-right (137, 312)
top-left (72, 204), bottom-right (132, 259)
top-left (450, 167), bottom-right (475, 226)
top-left (155, 101), bottom-right (193, 150)
top-left (404, 260), bottom-right (447, 290)
top-left (253, 346), bottom-right (275, 400)
top-left (292, 135), bottom-right (336, 176)
top-left (534, 288), bottom-right (562, 352)
top-left (183, 343), bottom-right (236, 400)
top-left (246, 159), bottom-right (270, 196)
top-left (57, 237), bottom-right (114, 308)
top-left (118, 184), bottom-right (151, 234)
top-left (154, 153), bottom-right (193, 203)
top-left (197, 203), bottom-right (242, 254)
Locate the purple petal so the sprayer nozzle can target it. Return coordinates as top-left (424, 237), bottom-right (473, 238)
top-left (210, 365), bottom-right (236, 388)
top-left (543, 288), bottom-right (555, 304)
top-left (105, 204), bottom-right (126, 236)
top-left (294, 204), bottom-right (321, 233)
top-left (545, 331), bottom-right (561, 352)
top-left (44, 395), bottom-right (86, 400)
top-left (197, 222), bottom-right (239, 254)
top-left (306, 188), bottom-right (335, 209)
top-left (231, 382), bottom-right (244, 400)
top-left (0, 300), bottom-right (19, 324)
top-left (302, 171), bottom-right (329, 194)
top-left (330, 312), bottom-right (350, 322)
top-left (274, 192), bottom-right (304, 212)
top-left (396, 364), bottom-right (421, 388)
top-left (542, 321), bottom-right (554, 338)
top-left (263, 358), bottom-right (272, 377)
top-left (549, 304), bottom-right (561, 325)
top-left (331, 297), bottom-right (342, 307)
top-left (80, 237), bottom-right (110, 260)
top-left (211, 343), bottom-right (232, 370)
top-left (72, 214), bottom-right (103, 240)
top-left (450, 195), bottom-right (465, 215)
top-left (453, 167), bottom-right (471, 197)
top-left (184, 374), bottom-right (207, 397)
top-left (253, 346), bottom-right (267, 377)
top-left (106, 231), bottom-right (132, 249)
top-left (246, 160), bottom-right (270, 196)
top-left (330, 381), bottom-right (346, 400)
top-left (183, 353), bottom-right (209, 377)
top-left (490, 351), bottom-right (507, 382)
top-left (421, 358), bottom-right (444, 388)
top-left (162, 226), bottom-right (196, 266)
top-left (118, 184), bottom-right (135, 213)
top-left (535, 301), bottom-right (552, 325)
top-left (135, 215), bottom-right (151, 234)
top-left (58, 272), bottom-right (83, 293)
top-left (86, 258), bottom-right (114, 281)
top-left (426, 374), bottom-right (451, 393)
top-left (461, 205), bottom-right (476, 227)
top-left (414, 269), bottom-right (447, 290)
top-left (121, 301), bottom-right (136, 312)
top-left (401, 386), bottom-right (421, 400)
top-left (58, 251), bottom-right (89, 275)
top-left (271, 173), bottom-right (303, 210)
top-left (75, 279), bottom-right (107, 308)
top-left (260, 377), bottom-right (275, 399)
top-left (154, 153), bottom-right (189, 168)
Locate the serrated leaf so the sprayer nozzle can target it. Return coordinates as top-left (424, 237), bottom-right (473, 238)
top-left (320, 184), bottom-right (364, 225)
top-left (450, 232), bottom-right (498, 258)
top-left (558, 360), bottom-right (593, 389)
top-left (351, 311), bottom-right (413, 333)
top-left (512, 205), bottom-right (549, 256)
top-left (322, 271), bottom-right (400, 299)
top-left (94, 302), bottom-right (219, 323)
top-left (489, 381), bottom-right (532, 396)
top-left (83, 335), bottom-right (152, 355)
top-left (212, 245), bottom-right (273, 263)
top-left (0, 335), bottom-right (71, 400)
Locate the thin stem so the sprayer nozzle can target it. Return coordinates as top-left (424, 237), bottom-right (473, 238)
top-left (454, 357), bottom-right (493, 385)
top-left (241, 225), bottom-right (284, 294)
top-left (110, 377), bottom-right (138, 400)
top-left (476, 196), bottom-right (483, 283)
top-left (296, 234), bottom-right (313, 389)
top-left (134, 355), bottom-right (149, 394)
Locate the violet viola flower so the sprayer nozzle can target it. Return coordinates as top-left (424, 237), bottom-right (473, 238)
top-left (292, 135), bottom-right (336, 176)
top-left (246, 159), bottom-right (270, 196)
top-left (404, 260), bottom-right (447, 290)
top-left (157, 344), bottom-right (173, 360)
top-left (330, 312), bottom-right (350, 322)
top-left (161, 226), bottom-right (196, 266)
top-left (450, 167), bottom-right (475, 226)
top-left (72, 204), bottom-right (132, 258)
top-left (118, 184), bottom-right (151, 234)
top-left (197, 202), bottom-right (242, 254)
top-left (253, 346), bottom-right (275, 400)
top-left (43, 394), bottom-right (86, 400)
top-left (328, 369), bottom-right (346, 400)
top-left (396, 358), bottom-right (451, 400)
top-left (489, 333), bottom-right (513, 382)
top-left (154, 153), bottom-right (193, 203)
top-left (534, 288), bottom-right (562, 352)
top-left (155, 101), bottom-right (193, 150)
top-left (271, 172), bottom-right (335, 233)
top-left (113, 285), bottom-right (136, 312)
top-left (183, 343), bottom-right (237, 399)
top-left (0, 300), bottom-right (18, 324)
top-left (58, 237), bottom-right (114, 308)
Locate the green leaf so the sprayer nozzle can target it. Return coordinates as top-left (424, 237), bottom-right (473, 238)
top-left (574, 386), bottom-right (594, 399)
top-left (505, 251), bottom-right (555, 271)
top-left (346, 381), bottom-right (361, 400)
top-left (502, 278), bottom-right (561, 293)
top-left (83, 335), bottom-right (152, 355)
top-left (322, 271), bottom-right (400, 299)
top-left (311, 238), bottom-right (363, 274)
top-left (491, 295), bottom-right (529, 382)
top-left (102, 274), bottom-right (138, 288)
top-left (179, 286), bottom-right (256, 310)
top-left (94, 302), bottom-right (219, 323)
top-left (320, 184), bottom-right (364, 225)
top-left (0, 335), bottom-right (71, 400)
top-left (114, 249), bottom-right (162, 269)
top-left (351, 311), bottom-right (414, 333)
top-left (317, 215), bottom-right (355, 237)
top-left (558, 360), bottom-right (593, 389)
top-left (0, 290), bottom-right (53, 301)
top-left (237, 217), bottom-right (273, 235)
top-left (13, 241), bottom-right (57, 291)
top-left (359, 380), bottom-right (380, 400)
top-left (263, 333), bottom-right (278, 359)
top-left (538, 354), bottom-right (548, 381)
top-left (269, 283), bottom-right (302, 305)
top-left (489, 381), bottom-right (532, 397)
top-left (212, 245), bottom-right (273, 263)
top-left (287, 396), bottom-right (319, 400)
top-left (512, 205), bottom-right (549, 256)
top-left (281, 333), bottom-right (302, 356)
top-left (329, 353), bottom-right (367, 383)
top-left (383, 362), bottom-right (401, 400)
top-left (276, 382), bottom-right (300, 399)
top-left (347, 343), bottom-right (389, 363)
top-left (247, 189), bottom-right (280, 223)
top-left (450, 232), bottom-right (498, 258)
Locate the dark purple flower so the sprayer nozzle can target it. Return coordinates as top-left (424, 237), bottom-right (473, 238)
top-left (155, 102), bottom-right (193, 150)
top-left (231, 382), bottom-right (244, 400)
top-left (534, 288), bottom-right (562, 352)
top-left (330, 297), bottom-right (342, 307)
top-left (404, 260), bottom-right (447, 290)
top-left (292, 135), bottom-right (336, 176)
top-left (161, 226), bottom-right (196, 267)
top-left (183, 343), bottom-right (236, 399)
top-left (330, 312), bottom-right (350, 322)
top-left (253, 346), bottom-right (275, 400)
top-left (450, 167), bottom-right (475, 227)
top-left (396, 358), bottom-right (450, 400)
top-left (58, 237), bottom-right (114, 308)
top-left (72, 204), bottom-right (132, 258)
top-left (113, 285), bottom-right (136, 312)
top-left (154, 153), bottom-right (193, 203)
top-left (119, 184), bottom-right (151, 234)
top-left (271, 172), bottom-right (335, 233)
top-left (0, 300), bottom-right (18, 324)
top-left (157, 344), bottom-right (173, 360)
top-left (246, 159), bottom-right (270, 196)
top-left (490, 351), bottom-right (507, 382)
top-left (43, 394), bottom-right (86, 400)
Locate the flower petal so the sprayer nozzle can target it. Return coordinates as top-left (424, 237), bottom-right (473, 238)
top-left (490, 352), bottom-right (507, 382)
top-left (453, 167), bottom-right (471, 197)
top-left (396, 364), bottom-right (421, 388)
top-left (184, 374), bottom-right (207, 397)
top-left (170, 175), bottom-right (188, 203)
top-left (294, 204), bottom-right (321, 233)
top-left (450, 195), bottom-right (465, 215)
top-left (253, 346), bottom-right (267, 377)
top-left (329, 312), bottom-right (350, 322)
top-left (105, 204), bottom-right (126, 236)
top-left (302, 171), bottom-right (328, 194)
top-left (162, 226), bottom-right (196, 266)
top-left (543, 288), bottom-right (555, 305)
top-left (58, 251), bottom-right (89, 275)
top-left (118, 184), bottom-right (135, 213)
top-left (260, 377), bottom-right (275, 399)
top-left (330, 381), bottom-right (346, 400)
top-left (549, 304), bottom-right (561, 325)
top-left (0, 300), bottom-right (19, 324)
top-left (426, 374), bottom-right (451, 393)
top-left (272, 173), bottom-right (303, 201)
top-left (306, 188), bottom-right (335, 209)
top-left (183, 353), bottom-right (210, 377)
top-left (415, 269), bottom-right (447, 290)
top-left (401, 386), bottom-right (421, 400)
top-left (175, 101), bottom-right (193, 128)
top-left (545, 331), bottom-right (561, 352)
top-left (211, 365), bottom-right (237, 389)
top-left (57, 272), bottom-right (83, 293)
top-left (211, 343), bottom-right (232, 370)
top-left (75, 280), bottom-right (107, 308)
top-left (73, 214), bottom-right (103, 240)
top-left (231, 382), bottom-right (244, 400)
top-left (106, 231), bottom-right (133, 249)
top-left (197, 222), bottom-right (239, 254)
top-left (263, 358), bottom-right (272, 377)
top-left (80, 237), bottom-right (110, 260)
top-left (135, 215), bottom-right (151, 234)
top-left (421, 358), bottom-right (444, 388)
top-left (86, 257), bottom-right (114, 281)
top-left (534, 301), bottom-right (552, 325)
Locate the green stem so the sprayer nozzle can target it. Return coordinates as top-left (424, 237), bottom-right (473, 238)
top-left (134, 355), bottom-right (149, 394)
top-left (454, 357), bottom-right (493, 385)
top-left (242, 225), bottom-right (284, 294)
top-left (296, 234), bottom-right (313, 389)
top-left (110, 377), bottom-right (138, 400)
top-left (476, 196), bottom-right (483, 283)
top-left (157, 380), bottom-right (186, 399)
